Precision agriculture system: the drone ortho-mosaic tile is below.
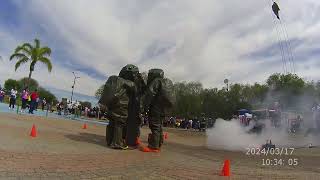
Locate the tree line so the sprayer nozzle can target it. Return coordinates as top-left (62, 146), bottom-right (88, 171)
top-left (96, 73), bottom-right (320, 119)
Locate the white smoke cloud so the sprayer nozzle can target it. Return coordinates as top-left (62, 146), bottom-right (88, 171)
top-left (206, 78), bottom-right (320, 151)
top-left (206, 118), bottom-right (320, 151)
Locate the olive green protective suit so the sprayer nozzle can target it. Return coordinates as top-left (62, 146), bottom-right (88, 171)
top-left (119, 64), bottom-right (146, 146)
top-left (143, 69), bottom-right (175, 149)
top-left (98, 75), bottom-right (134, 149)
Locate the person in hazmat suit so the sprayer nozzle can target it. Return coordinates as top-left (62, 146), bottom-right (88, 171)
top-left (119, 64), bottom-right (147, 147)
top-left (141, 69), bottom-right (175, 152)
top-left (98, 75), bottom-right (134, 150)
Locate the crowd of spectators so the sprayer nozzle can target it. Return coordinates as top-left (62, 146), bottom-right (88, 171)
top-left (0, 85), bottom-right (105, 120)
top-left (141, 116), bottom-right (216, 131)
top-left (163, 117), bottom-right (215, 131)
top-left (0, 86), bottom-right (49, 114)
top-left (56, 100), bottom-right (104, 119)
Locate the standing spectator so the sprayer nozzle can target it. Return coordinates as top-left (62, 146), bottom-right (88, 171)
top-left (9, 87), bottom-right (17, 109)
top-left (74, 100), bottom-right (80, 115)
top-left (27, 94), bottom-right (31, 109)
top-left (21, 88), bottom-right (29, 113)
top-left (63, 100), bottom-right (68, 116)
top-left (169, 117), bottom-right (175, 127)
top-left (188, 119), bottom-right (193, 129)
top-left (76, 105), bottom-right (81, 118)
top-left (35, 97), bottom-right (40, 111)
top-left (57, 102), bottom-right (62, 115)
top-left (84, 106), bottom-right (88, 117)
top-left (41, 98), bottom-right (47, 111)
top-left (29, 89), bottom-right (39, 114)
top-left (0, 88), bottom-right (5, 102)
top-left (67, 100), bottom-right (72, 114)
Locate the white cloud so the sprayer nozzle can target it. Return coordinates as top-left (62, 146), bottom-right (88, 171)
top-left (1, 0), bottom-right (320, 95)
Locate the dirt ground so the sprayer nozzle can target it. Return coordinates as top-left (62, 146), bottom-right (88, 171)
top-left (0, 113), bottom-right (319, 180)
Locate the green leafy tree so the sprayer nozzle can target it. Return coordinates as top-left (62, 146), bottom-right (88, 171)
top-left (10, 39), bottom-right (52, 89)
top-left (267, 73), bottom-right (305, 93)
top-left (4, 79), bottom-right (21, 93)
top-left (172, 81), bottom-right (204, 118)
top-left (18, 77), bottom-right (39, 91)
top-left (250, 83), bottom-right (269, 105)
top-left (95, 85), bottom-right (104, 100)
top-left (38, 87), bottom-right (57, 104)
top-left (266, 73), bottom-right (306, 108)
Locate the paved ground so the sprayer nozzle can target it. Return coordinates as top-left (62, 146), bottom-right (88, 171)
top-left (0, 113), bottom-right (319, 180)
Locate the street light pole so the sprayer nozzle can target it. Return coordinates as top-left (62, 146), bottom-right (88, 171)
top-left (224, 79), bottom-right (229, 91)
top-left (71, 72), bottom-right (80, 103)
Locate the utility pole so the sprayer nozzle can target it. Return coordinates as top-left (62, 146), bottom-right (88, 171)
top-left (71, 72), bottom-right (80, 104)
top-left (224, 79), bottom-right (229, 91)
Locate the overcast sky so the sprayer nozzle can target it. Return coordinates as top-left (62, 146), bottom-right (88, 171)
top-left (0, 0), bottom-right (319, 96)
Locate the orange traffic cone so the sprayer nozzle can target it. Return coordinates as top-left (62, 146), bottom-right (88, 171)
top-left (164, 132), bottom-right (168, 139)
top-left (30, 124), bottom-right (37, 137)
top-left (220, 160), bottom-right (231, 177)
top-left (82, 123), bottom-right (87, 129)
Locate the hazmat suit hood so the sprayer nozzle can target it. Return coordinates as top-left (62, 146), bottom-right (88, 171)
top-left (147, 69), bottom-right (164, 85)
top-left (119, 64), bottom-right (139, 81)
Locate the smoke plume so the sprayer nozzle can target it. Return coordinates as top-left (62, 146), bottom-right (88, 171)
top-left (206, 118), bottom-right (320, 151)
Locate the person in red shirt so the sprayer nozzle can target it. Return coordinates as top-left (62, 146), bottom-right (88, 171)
top-left (29, 89), bottom-right (39, 114)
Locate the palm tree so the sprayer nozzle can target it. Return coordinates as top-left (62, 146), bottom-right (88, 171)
top-left (10, 39), bottom-right (52, 89)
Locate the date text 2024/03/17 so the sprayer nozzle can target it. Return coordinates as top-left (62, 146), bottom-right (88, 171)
top-left (261, 158), bottom-right (299, 166)
top-left (246, 147), bottom-right (295, 156)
